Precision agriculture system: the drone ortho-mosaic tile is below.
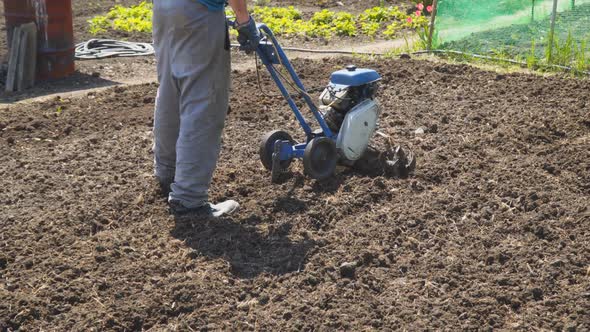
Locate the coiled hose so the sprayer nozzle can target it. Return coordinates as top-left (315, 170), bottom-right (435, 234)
top-left (75, 39), bottom-right (155, 60)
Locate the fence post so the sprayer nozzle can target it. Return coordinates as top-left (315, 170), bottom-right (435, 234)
top-left (548, 0), bottom-right (559, 63)
top-left (427, 0), bottom-right (438, 51)
top-left (531, 0), bottom-right (535, 22)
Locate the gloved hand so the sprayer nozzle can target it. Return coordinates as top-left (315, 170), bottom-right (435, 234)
top-left (235, 16), bottom-right (261, 54)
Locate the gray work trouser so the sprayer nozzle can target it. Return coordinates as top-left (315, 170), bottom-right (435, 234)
top-left (152, 0), bottom-right (230, 208)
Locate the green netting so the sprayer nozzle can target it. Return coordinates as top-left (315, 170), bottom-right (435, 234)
top-left (434, 0), bottom-right (590, 70)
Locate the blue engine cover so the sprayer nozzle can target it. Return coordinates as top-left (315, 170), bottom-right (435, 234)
top-left (330, 65), bottom-right (381, 86)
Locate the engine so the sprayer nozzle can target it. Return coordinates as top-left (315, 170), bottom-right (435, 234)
top-left (319, 65), bottom-right (381, 133)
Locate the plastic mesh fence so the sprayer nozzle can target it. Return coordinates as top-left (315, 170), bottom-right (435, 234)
top-left (434, 0), bottom-right (590, 70)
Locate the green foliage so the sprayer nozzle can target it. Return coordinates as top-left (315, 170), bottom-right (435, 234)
top-left (89, 1), bottom-right (152, 35)
top-left (359, 6), bottom-right (405, 23)
top-left (519, 30), bottom-right (589, 74)
top-left (383, 22), bottom-right (401, 39)
top-left (89, 16), bottom-right (110, 35)
top-left (250, 6), bottom-right (312, 36)
top-left (307, 10), bottom-right (336, 38)
top-left (550, 32), bottom-right (576, 66)
top-left (362, 21), bottom-right (381, 38)
top-left (545, 31), bottom-right (590, 72)
top-left (332, 12), bottom-right (357, 36)
top-left (88, 3), bottom-right (429, 41)
top-left (573, 39), bottom-right (589, 73)
top-left (248, 6), bottom-right (351, 38)
top-left (412, 15), bottom-right (431, 48)
top-left (253, 5), bottom-right (428, 40)
top-left (252, 6), bottom-right (302, 21)
top-left (527, 40), bottom-right (538, 69)
top-left (249, 8), bottom-right (359, 38)
top-left (311, 9), bottom-right (335, 26)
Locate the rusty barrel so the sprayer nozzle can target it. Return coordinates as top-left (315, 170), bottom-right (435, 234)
top-left (3, 0), bottom-right (36, 47)
top-left (3, 0), bottom-right (75, 80)
top-left (35, 0), bottom-right (75, 80)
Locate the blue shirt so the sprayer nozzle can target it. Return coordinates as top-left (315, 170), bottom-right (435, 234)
top-left (196, 0), bottom-right (226, 11)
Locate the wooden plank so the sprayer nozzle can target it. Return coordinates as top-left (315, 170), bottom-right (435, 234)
top-left (17, 23), bottom-right (38, 91)
top-left (16, 28), bottom-right (27, 92)
top-left (5, 26), bottom-right (22, 93)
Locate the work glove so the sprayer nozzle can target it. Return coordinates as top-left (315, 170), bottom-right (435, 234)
top-left (235, 16), bottom-right (261, 54)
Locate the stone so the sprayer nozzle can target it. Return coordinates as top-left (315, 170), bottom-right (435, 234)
top-left (339, 261), bottom-right (357, 279)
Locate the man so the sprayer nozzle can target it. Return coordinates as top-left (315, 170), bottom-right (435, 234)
top-left (152, 0), bottom-right (260, 218)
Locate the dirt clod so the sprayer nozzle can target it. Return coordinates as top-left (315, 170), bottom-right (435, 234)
top-left (531, 288), bottom-right (544, 301)
top-left (0, 256), bottom-right (7, 269)
top-left (339, 261), bottom-right (357, 279)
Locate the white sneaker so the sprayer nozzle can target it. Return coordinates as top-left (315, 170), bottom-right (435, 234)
top-left (169, 199), bottom-right (240, 218)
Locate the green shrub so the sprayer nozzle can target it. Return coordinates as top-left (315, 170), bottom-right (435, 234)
top-left (362, 21), bottom-right (381, 38)
top-left (89, 1), bottom-right (153, 34)
top-left (88, 4), bottom-right (429, 41)
top-left (333, 12), bottom-right (357, 36)
top-left (311, 9), bottom-right (335, 26)
top-left (359, 6), bottom-right (406, 23)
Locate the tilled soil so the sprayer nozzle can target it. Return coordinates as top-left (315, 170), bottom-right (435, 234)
top-left (1, 58), bottom-right (590, 331)
top-left (0, 0), bottom-right (410, 101)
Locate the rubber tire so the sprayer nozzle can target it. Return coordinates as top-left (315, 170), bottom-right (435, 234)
top-left (259, 130), bottom-right (294, 171)
top-left (303, 137), bottom-right (338, 180)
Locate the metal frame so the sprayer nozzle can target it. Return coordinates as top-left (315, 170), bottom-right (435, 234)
top-left (427, 0), bottom-right (438, 51)
top-left (255, 24), bottom-right (336, 164)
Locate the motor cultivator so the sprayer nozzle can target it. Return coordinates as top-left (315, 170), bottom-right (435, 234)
top-left (253, 25), bottom-right (416, 182)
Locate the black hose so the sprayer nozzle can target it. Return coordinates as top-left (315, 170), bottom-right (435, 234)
top-left (74, 39), bottom-right (589, 76)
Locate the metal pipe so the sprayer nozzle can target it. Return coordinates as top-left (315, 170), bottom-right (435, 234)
top-left (427, 0), bottom-right (438, 51)
top-left (548, 0), bottom-right (559, 63)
